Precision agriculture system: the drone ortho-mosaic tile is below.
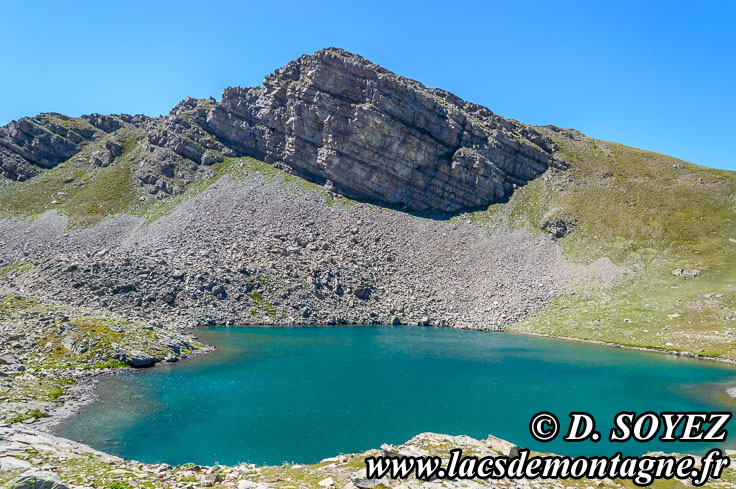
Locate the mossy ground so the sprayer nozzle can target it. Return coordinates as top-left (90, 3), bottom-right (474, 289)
top-left (0, 292), bottom-right (170, 370)
top-left (0, 261), bottom-right (35, 276)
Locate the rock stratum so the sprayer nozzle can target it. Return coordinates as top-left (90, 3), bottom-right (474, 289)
top-left (0, 46), bottom-right (734, 360)
top-left (0, 48), bottom-right (565, 212)
top-left (1, 46), bottom-right (736, 489)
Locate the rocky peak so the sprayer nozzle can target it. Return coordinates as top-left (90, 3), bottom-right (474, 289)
top-left (206, 47), bottom-right (566, 211)
top-left (0, 48), bottom-right (567, 212)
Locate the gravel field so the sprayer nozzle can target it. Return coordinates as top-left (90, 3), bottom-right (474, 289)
top-left (1, 174), bottom-right (620, 331)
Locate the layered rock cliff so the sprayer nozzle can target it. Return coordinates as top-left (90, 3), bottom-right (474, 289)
top-left (0, 48), bottom-right (565, 212)
top-left (0, 114), bottom-right (100, 180)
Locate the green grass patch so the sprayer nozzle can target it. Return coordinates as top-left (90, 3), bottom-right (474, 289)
top-left (5, 408), bottom-right (47, 424)
top-left (106, 481), bottom-right (133, 489)
top-left (0, 260), bottom-right (35, 275)
top-left (0, 128), bottom-right (147, 227)
top-left (83, 359), bottom-right (129, 369)
top-left (48, 386), bottom-right (64, 399)
top-left (0, 294), bottom-right (36, 316)
top-left (489, 132), bottom-right (736, 360)
top-left (39, 113), bottom-right (97, 133)
top-left (249, 291), bottom-right (277, 316)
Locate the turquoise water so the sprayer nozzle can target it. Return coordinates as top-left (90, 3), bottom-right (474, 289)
top-left (55, 326), bottom-right (736, 466)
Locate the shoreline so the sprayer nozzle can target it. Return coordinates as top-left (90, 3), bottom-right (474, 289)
top-left (507, 329), bottom-right (736, 367)
top-left (34, 324), bottom-right (736, 438)
top-left (33, 344), bottom-right (215, 434)
top-left (2, 323), bottom-right (735, 489)
top-left (197, 322), bottom-right (736, 366)
top-left (4, 323), bottom-right (731, 478)
top-left (33, 324), bottom-right (736, 434)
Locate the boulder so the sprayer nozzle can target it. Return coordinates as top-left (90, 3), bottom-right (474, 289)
top-left (351, 474), bottom-right (390, 489)
top-left (1, 471), bottom-right (68, 489)
top-left (212, 285), bottom-right (227, 299)
top-left (540, 208), bottom-right (575, 239)
top-left (317, 477), bottom-right (335, 487)
top-left (672, 268), bottom-right (701, 277)
top-left (486, 434), bottom-right (521, 458)
top-left (238, 481), bottom-right (269, 489)
top-left (353, 287), bottom-right (371, 300)
top-left (123, 351), bottom-right (157, 368)
top-left (202, 473), bottom-right (222, 486)
top-left (380, 443), bottom-right (427, 458)
top-left (0, 457), bottom-right (31, 470)
top-left (0, 353), bottom-right (18, 365)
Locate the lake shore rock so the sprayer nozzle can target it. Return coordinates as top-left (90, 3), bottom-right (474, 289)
top-left (5, 427), bottom-right (726, 489)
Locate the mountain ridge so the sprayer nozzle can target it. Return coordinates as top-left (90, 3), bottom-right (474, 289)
top-left (0, 47), bottom-right (566, 212)
top-left (0, 48), bottom-right (734, 365)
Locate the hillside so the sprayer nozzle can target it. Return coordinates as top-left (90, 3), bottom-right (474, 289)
top-left (0, 47), bottom-right (734, 366)
top-left (496, 129), bottom-right (736, 361)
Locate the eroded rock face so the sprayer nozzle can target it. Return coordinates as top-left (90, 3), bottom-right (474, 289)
top-left (0, 114), bottom-right (99, 180)
top-left (206, 48), bottom-right (566, 211)
top-left (0, 48), bottom-right (566, 211)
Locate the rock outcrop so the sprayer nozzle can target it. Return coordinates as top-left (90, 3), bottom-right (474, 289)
top-left (1, 472), bottom-right (69, 489)
top-left (0, 48), bottom-right (566, 212)
top-left (205, 48), bottom-right (566, 211)
top-left (0, 114), bottom-right (100, 181)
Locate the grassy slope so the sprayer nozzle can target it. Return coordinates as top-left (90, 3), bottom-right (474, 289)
top-left (0, 117), bottom-right (355, 228)
top-left (0, 125), bottom-right (145, 227)
top-left (470, 129), bottom-right (736, 361)
top-left (1, 120), bottom-right (734, 360)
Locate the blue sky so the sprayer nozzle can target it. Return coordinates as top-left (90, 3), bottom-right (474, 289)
top-left (1, 1), bottom-right (734, 170)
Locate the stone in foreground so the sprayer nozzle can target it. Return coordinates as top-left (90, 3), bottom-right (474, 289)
top-left (1, 472), bottom-right (68, 489)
